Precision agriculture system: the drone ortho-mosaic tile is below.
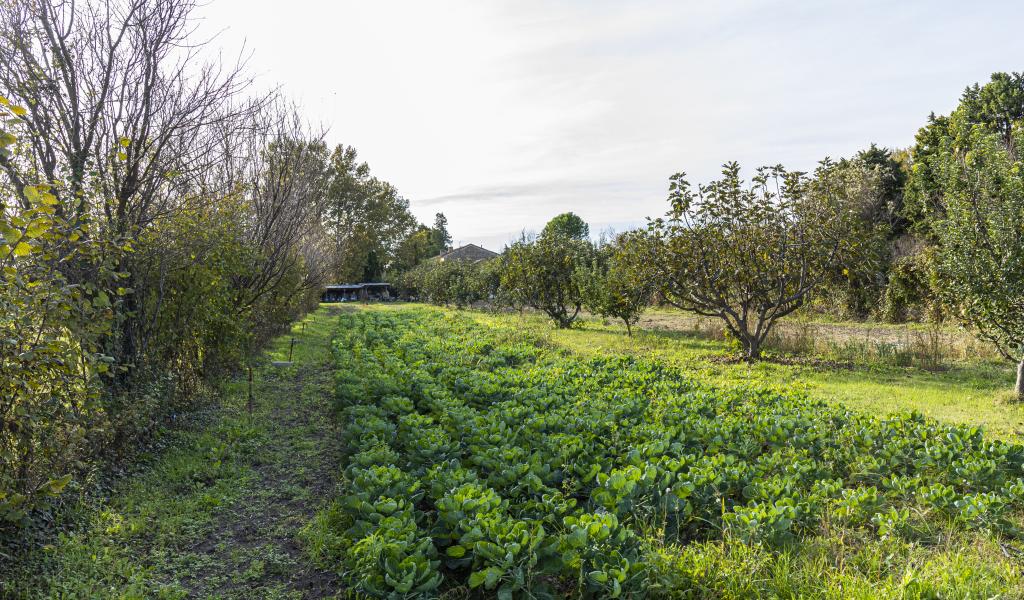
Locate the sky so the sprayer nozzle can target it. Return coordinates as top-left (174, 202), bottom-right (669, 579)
top-left (196, 0), bottom-right (1024, 250)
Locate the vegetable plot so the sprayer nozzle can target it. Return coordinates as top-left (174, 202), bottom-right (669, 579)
top-left (310, 307), bottom-right (1024, 598)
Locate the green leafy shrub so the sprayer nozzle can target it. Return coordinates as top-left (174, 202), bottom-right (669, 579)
top-left (348, 512), bottom-right (442, 598)
top-left (0, 171), bottom-right (124, 542)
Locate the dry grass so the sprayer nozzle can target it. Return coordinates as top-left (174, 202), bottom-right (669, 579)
top-left (639, 308), bottom-right (1001, 370)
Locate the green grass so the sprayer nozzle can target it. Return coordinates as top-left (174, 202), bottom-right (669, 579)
top-left (419, 306), bottom-right (1024, 440)
top-left (641, 531), bottom-right (1022, 599)
top-left (2, 307), bottom-right (350, 599)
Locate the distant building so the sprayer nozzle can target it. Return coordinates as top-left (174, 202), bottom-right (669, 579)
top-left (321, 282), bottom-right (393, 303)
top-left (434, 243), bottom-right (499, 263)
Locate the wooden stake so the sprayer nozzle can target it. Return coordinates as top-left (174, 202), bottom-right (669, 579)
top-left (289, 337), bottom-right (295, 362)
top-left (247, 367), bottom-right (254, 417)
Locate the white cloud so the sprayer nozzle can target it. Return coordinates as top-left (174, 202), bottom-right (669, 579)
top-left (195, 0), bottom-right (1024, 248)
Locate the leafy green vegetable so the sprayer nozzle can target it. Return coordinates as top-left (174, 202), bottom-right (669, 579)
top-left (317, 307), bottom-right (1024, 597)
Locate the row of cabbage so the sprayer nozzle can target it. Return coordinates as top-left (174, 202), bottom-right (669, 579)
top-left (323, 308), bottom-right (1024, 598)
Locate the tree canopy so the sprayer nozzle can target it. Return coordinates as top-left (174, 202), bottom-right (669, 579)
top-left (649, 161), bottom-right (879, 359)
top-left (323, 145), bottom-right (417, 282)
top-left (919, 73), bottom-right (1024, 397)
top-left (431, 213), bottom-right (452, 253)
top-left (500, 215), bottom-right (596, 328)
top-left (584, 231), bottom-right (656, 336)
top-left (542, 212), bottom-right (590, 240)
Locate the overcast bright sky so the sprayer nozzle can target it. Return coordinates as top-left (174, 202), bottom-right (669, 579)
top-left (197, 0), bottom-right (1024, 250)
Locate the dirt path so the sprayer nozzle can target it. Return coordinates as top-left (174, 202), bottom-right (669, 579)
top-left (4, 306), bottom-right (349, 599)
top-left (177, 307), bottom-right (345, 598)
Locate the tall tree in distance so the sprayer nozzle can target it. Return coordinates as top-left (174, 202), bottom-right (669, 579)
top-left (322, 145), bottom-right (417, 282)
top-left (542, 212), bottom-right (590, 240)
top-left (856, 144), bottom-right (909, 233)
top-left (499, 215), bottom-right (596, 328)
top-left (392, 213), bottom-right (454, 275)
top-left (393, 225), bottom-right (436, 273)
top-left (905, 72), bottom-right (1024, 240)
top-left (431, 212), bottom-right (452, 255)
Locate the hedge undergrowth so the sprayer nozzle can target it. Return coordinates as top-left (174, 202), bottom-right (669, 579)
top-left (305, 307), bottom-right (1024, 598)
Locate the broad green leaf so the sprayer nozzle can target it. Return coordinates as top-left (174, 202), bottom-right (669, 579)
top-left (41, 474), bottom-right (72, 496)
top-left (445, 544), bottom-right (466, 558)
top-left (468, 570), bottom-right (487, 588)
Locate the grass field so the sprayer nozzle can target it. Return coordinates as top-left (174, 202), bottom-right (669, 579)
top-left (464, 308), bottom-right (1024, 440)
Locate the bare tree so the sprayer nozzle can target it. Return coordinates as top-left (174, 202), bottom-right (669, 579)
top-left (228, 102), bottom-right (331, 313)
top-left (0, 0), bottom-right (269, 368)
top-left (0, 0), bottom-right (258, 229)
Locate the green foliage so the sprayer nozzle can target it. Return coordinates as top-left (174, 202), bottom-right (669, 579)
top-left (857, 144), bottom-right (910, 236)
top-left (913, 72), bottom-right (1024, 395)
top-left (816, 146), bottom-right (910, 319)
top-left (0, 187), bottom-right (123, 539)
top-left (650, 161), bottom-right (880, 359)
top-left (475, 255), bottom-right (504, 302)
top-left (436, 483), bottom-right (547, 598)
top-left (542, 212), bottom-right (590, 240)
top-left (906, 72), bottom-right (1024, 238)
top-left (391, 214), bottom-right (454, 277)
top-left (392, 226), bottom-right (435, 274)
top-left (323, 145), bottom-right (418, 282)
top-left (131, 200), bottom-right (246, 376)
top-left (313, 307), bottom-right (1024, 597)
top-left (500, 220), bottom-right (596, 328)
top-left (879, 244), bottom-right (940, 323)
top-left (430, 212), bottom-right (451, 254)
top-left (584, 231), bottom-right (657, 335)
top-left (0, 103), bottom-right (127, 543)
top-left (5, 310), bottom-right (350, 596)
top-left (0, 99), bottom-right (322, 553)
top-left (401, 258), bottom-right (489, 308)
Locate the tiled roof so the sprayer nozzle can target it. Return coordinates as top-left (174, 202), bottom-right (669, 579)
top-left (436, 244), bottom-right (499, 263)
